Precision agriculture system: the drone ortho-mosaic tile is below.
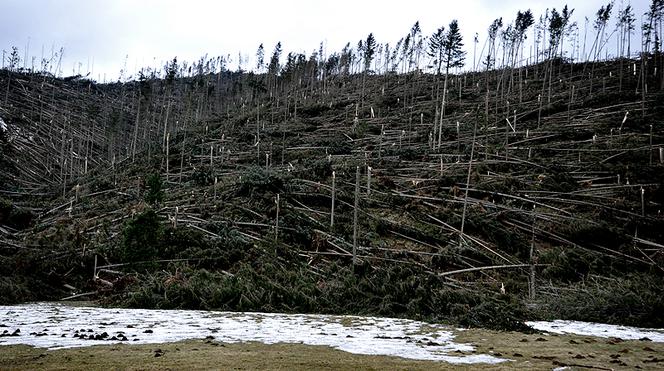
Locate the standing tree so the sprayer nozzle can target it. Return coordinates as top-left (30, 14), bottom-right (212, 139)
top-left (364, 34), bottom-right (377, 71)
top-left (318, 41), bottom-right (326, 91)
top-left (268, 42), bottom-right (282, 97)
top-left (437, 20), bottom-right (466, 150)
top-left (356, 40), bottom-right (365, 74)
top-left (401, 33), bottom-right (411, 73)
top-left (485, 18), bottom-right (503, 70)
top-left (442, 20), bottom-right (466, 88)
top-left (644, 0), bottom-right (664, 89)
top-left (646, 0), bottom-right (664, 89)
top-left (548, 7), bottom-right (572, 60)
top-left (643, 0), bottom-right (664, 53)
top-left (545, 6), bottom-right (574, 102)
top-left (382, 42), bottom-right (391, 74)
top-left (391, 38), bottom-right (403, 72)
top-left (4, 46), bottom-right (20, 106)
top-left (559, 6), bottom-right (577, 62)
top-left (589, 2), bottom-right (614, 61)
top-left (534, 11), bottom-right (549, 68)
top-left (361, 33), bottom-right (376, 106)
top-left (473, 32), bottom-right (479, 71)
top-left (340, 42), bottom-right (353, 77)
top-left (428, 25), bottom-right (446, 111)
top-left (268, 42), bottom-right (282, 75)
top-left (408, 21), bottom-right (423, 71)
top-left (617, 5), bottom-right (636, 58)
top-left (513, 10), bottom-right (535, 64)
top-left (506, 10), bottom-right (534, 96)
top-left (617, 5), bottom-right (636, 91)
top-left (256, 43), bottom-right (265, 73)
top-left (428, 26), bottom-right (446, 76)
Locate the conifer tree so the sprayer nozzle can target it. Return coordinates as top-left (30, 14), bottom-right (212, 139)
top-left (364, 33), bottom-right (377, 71)
top-left (409, 21), bottom-right (422, 70)
top-left (442, 20), bottom-right (466, 77)
top-left (617, 5), bottom-right (635, 58)
top-left (428, 26), bottom-right (446, 76)
top-left (256, 43), bottom-right (265, 73)
top-left (268, 42), bottom-right (282, 96)
top-left (590, 2), bottom-right (614, 61)
top-left (513, 10), bottom-right (535, 62)
top-left (268, 42), bottom-right (282, 76)
top-left (437, 20), bottom-right (466, 149)
top-left (361, 33), bottom-right (377, 106)
top-left (486, 18), bottom-right (503, 70)
top-left (548, 6), bottom-right (574, 60)
top-left (427, 26), bottom-right (446, 112)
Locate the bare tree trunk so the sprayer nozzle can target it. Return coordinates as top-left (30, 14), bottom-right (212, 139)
top-left (437, 72), bottom-right (449, 150)
top-left (330, 171), bottom-right (336, 228)
top-left (275, 194), bottom-right (280, 241)
top-left (166, 133), bottom-right (170, 182)
top-left (4, 70), bottom-right (10, 106)
top-left (529, 205), bottom-right (537, 299)
top-left (162, 98), bottom-right (171, 151)
top-left (567, 85), bottom-right (575, 123)
top-left (352, 166), bottom-right (360, 266)
top-left (484, 90), bottom-right (489, 160)
top-left (649, 124), bottom-right (653, 165)
top-left (132, 97), bottom-right (141, 163)
top-left (458, 113), bottom-right (479, 247)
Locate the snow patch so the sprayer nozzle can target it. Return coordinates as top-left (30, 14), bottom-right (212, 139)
top-left (0, 117), bottom-right (6, 132)
top-left (0, 303), bottom-right (506, 364)
top-left (526, 320), bottom-right (664, 342)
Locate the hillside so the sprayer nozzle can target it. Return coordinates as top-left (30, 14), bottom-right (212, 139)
top-left (0, 55), bottom-right (663, 330)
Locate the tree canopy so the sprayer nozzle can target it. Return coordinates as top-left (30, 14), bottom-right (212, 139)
top-left (442, 20), bottom-right (466, 74)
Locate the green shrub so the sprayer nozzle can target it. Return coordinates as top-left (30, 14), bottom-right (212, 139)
top-left (562, 221), bottom-right (629, 251)
top-left (454, 294), bottom-right (534, 332)
top-left (191, 166), bottom-right (214, 186)
top-left (0, 276), bottom-right (33, 304)
top-left (0, 198), bottom-right (11, 224)
top-left (89, 176), bottom-right (114, 192)
top-left (538, 274), bottom-right (664, 328)
top-left (314, 136), bottom-right (352, 155)
top-left (144, 173), bottom-right (164, 205)
top-left (161, 225), bottom-right (250, 270)
top-left (298, 103), bottom-right (331, 118)
top-left (539, 247), bottom-right (596, 282)
top-left (8, 207), bottom-right (34, 230)
top-left (0, 127), bottom-right (15, 188)
top-left (0, 199), bottom-right (34, 230)
top-left (162, 226), bottom-right (207, 259)
top-left (539, 166), bottom-right (578, 192)
top-left (114, 255), bottom-right (536, 331)
top-left (235, 167), bottom-right (286, 198)
top-left (294, 159), bottom-right (332, 181)
top-left (121, 209), bottom-right (163, 265)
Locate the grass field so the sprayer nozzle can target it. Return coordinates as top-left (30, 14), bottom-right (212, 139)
top-left (1, 328), bottom-right (662, 370)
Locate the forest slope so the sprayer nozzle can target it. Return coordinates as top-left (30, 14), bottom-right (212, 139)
top-left (0, 56), bottom-right (662, 330)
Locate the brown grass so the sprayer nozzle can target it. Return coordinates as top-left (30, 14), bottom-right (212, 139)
top-left (0, 340), bottom-right (459, 371)
top-left (455, 328), bottom-right (664, 370)
top-left (1, 330), bottom-right (662, 370)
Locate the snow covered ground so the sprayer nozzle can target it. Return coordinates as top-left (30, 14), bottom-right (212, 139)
top-left (526, 320), bottom-right (664, 342)
top-left (0, 302), bottom-right (504, 364)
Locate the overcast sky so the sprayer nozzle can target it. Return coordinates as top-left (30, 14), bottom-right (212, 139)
top-left (0, 0), bottom-right (649, 81)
